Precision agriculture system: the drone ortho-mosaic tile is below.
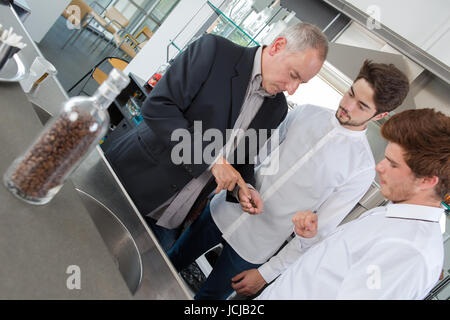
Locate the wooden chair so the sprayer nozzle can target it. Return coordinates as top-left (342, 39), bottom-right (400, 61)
top-left (61, 0), bottom-right (112, 49)
top-left (62, 3), bottom-right (128, 51)
top-left (107, 25), bottom-right (153, 58)
top-left (61, 0), bottom-right (93, 25)
top-left (68, 57), bottom-right (129, 96)
top-left (89, 6), bottom-right (130, 52)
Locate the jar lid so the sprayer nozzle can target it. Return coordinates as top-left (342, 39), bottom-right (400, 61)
top-left (97, 68), bottom-right (130, 100)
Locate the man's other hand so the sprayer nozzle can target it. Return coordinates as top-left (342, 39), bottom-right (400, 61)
top-left (231, 269), bottom-right (267, 296)
top-left (292, 210), bottom-right (318, 238)
top-left (239, 188), bottom-right (263, 215)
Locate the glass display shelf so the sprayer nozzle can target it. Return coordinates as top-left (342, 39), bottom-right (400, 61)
top-left (166, 0), bottom-right (295, 61)
top-left (206, 1), bottom-right (260, 47)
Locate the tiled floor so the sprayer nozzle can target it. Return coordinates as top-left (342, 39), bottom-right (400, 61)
top-left (37, 16), bottom-right (130, 96)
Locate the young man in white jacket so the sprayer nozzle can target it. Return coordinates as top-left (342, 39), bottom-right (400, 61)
top-left (168, 60), bottom-right (410, 299)
top-left (257, 108), bottom-right (449, 299)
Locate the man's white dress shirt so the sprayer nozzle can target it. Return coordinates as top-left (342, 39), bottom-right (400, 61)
top-left (256, 203), bottom-right (444, 299)
top-left (210, 104), bottom-right (376, 283)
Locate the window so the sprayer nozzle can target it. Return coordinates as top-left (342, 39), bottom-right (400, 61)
top-left (285, 75), bottom-right (342, 111)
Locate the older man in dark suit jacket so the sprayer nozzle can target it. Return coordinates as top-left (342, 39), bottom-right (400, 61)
top-left (105, 23), bottom-right (328, 251)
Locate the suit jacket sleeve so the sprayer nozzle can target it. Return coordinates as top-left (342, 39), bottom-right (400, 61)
top-left (141, 34), bottom-right (217, 178)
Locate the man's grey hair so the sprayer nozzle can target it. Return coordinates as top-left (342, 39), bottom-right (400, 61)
top-left (277, 22), bottom-right (328, 60)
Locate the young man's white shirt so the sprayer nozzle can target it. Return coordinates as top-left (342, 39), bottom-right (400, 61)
top-left (210, 104), bottom-right (376, 283)
top-left (256, 203), bottom-right (444, 299)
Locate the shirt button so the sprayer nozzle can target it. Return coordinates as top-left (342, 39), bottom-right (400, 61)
top-left (171, 184), bottom-right (177, 189)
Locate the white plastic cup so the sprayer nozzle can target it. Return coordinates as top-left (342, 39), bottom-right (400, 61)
top-left (20, 56), bottom-right (57, 93)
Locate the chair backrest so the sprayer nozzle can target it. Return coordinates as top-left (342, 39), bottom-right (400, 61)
top-left (62, 0), bottom-right (92, 23)
top-left (91, 58), bottom-right (129, 86)
top-left (108, 57), bottom-right (128, 71)
top-left (90, 10), bottom-right (116, 34)
top-left (105, 6), bottom-right (129, 29)
top-left (92, 68), bottom-right (108, 85)
top-left (139, 26), bottom-right (153, 39)
top-left (70, 57), bottom-right (129, 95)
top-left (119, 42), bottom-right (137, 58)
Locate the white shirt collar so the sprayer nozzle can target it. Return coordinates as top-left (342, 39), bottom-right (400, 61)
top-left (385, 203), bottom-right (443, 223)
top-left (251, 46), bottom-right (276, 98)
top-left (330, 112), bottom-right (368, 137)
top-left (251, 46), bottom-right (263, 80)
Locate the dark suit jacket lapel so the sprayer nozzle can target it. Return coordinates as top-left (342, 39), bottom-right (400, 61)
top-left (229, 46), bottom-right (259, 127)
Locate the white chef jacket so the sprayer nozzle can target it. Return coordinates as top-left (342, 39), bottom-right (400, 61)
top-left (256, 203), bottom-right (444, 300)
top-left (210, 104), bottom-right (376, 282)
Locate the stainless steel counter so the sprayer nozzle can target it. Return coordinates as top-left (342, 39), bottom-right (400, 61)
top-left (0, 3), bottom-right (190, 299)
top-left (0, 81), bottom-right (132, 299)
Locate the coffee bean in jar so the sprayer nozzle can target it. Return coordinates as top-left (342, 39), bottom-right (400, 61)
top-left (6, 107), bottom-right (101, 202)
top-left (3, 68), bottom-right (130, 204)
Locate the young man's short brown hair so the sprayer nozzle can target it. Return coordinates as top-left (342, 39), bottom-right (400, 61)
top-left (355, 60), bottom-right (409, 114)
top-left (381, 108), bottom-right (450, 200)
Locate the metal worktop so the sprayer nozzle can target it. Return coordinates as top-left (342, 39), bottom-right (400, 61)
top-left (0, 2), bottom-right (190, 299)
top-left (0, 81), bottom-right (132, 299)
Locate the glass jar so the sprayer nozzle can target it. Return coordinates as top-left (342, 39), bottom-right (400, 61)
top-left (3, 68), bottom-right (129, 205)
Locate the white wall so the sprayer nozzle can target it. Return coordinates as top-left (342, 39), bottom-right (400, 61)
top-left (345, 0), bottom-right (450, 66)
top-left (285, 76), bottom-right (342, 111)
top-left (335, 22), bottom-right (424, 83)
top-left (23, 0), bottom-right (71, 43)
top-left (413, 77), bottom-right (450, 116)
top-left (125, 0), bottom-right (224, 81)
top-left (334, 18), bottom-right (450, 116)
